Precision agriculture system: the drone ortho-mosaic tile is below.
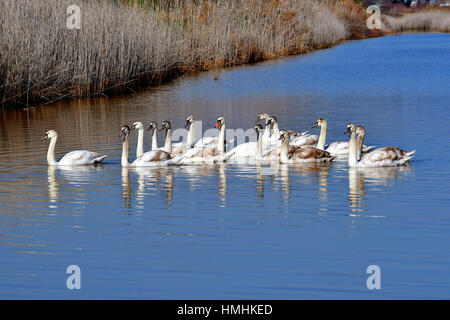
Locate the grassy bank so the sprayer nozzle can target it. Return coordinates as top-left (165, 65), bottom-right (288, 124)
top-left (0, 0), bottom-right (381, 109)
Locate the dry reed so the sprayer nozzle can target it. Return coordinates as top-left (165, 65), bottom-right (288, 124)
top-left (0, 0), bottom-right (375, 109)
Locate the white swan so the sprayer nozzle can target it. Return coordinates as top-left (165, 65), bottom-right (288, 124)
top-left (120, 125), bottom-right (178, 167)
top-left (277, 132), bottom-right (335, 164)
top-left (41, 130), bottom-right (107, 166)
top-left (157, 118), bottom-right (195, 157)
top-left (179, 117), bottom-right (227, 164)
top-left (312, 118), bottom-right (375, 156)
top-left (345, 123), bottom-right (415, 167)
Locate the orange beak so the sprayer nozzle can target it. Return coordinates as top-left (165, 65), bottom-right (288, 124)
top-left (215, 121), bottom-right (221, 128)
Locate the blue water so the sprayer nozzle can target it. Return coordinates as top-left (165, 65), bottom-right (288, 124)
top-left (0, 33), bottom-right (449, 299)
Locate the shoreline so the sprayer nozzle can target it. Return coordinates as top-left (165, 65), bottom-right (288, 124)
top-left (1, 1), bottom-right (449, 111)
top-left (3, 30), bottom-right (449, 113)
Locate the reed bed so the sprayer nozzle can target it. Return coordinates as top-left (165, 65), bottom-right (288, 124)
top-left (383, 10), bottom-right (450, 33)
top-left (0, 0), bottom-right (376, 109)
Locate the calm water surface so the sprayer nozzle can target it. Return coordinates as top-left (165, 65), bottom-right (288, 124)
top-left (0, 33), bottom-right (449, 299)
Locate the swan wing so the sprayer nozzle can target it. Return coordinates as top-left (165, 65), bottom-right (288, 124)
top-left (58, 150), bottom-right (106, 165)
top-left (326, 141), bottom-right (349, 155)
top-left (362, 145), bottom-right (376, 153)
top-left (290, 134), bottom-right (318, 147)
top-left (359, 147), bottom-right (415, 167)
top-left (132, 150), bottom-right (172, 166)
top-left (179, 146), bottom-right (220, 164)
top-left (226, 142), bottom-right (257, 159)
top-left (195, 137), bottom-right (235, 148)
top-left (290, 146), bottom-right (335, 163)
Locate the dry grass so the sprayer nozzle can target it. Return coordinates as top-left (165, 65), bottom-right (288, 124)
top-left (0, 0), bottom-right (374, 109)
top-left (383, 10), bottom-right (450, 33)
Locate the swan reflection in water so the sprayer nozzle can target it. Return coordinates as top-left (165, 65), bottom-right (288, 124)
top-left (47, 166), bottom-right (58, 208)
top-left (348, 165), bottom-right (413, 216)
top-left (218, 163), bottom-right (227, 207)
top-left (121, 166), bottom-right (174, 210)
top-left (48, 162), bottom-right (413, 213)
top-left (47, 165), bottom-right (105, 209)
top-left (284, 163), bottom-right (331, 215)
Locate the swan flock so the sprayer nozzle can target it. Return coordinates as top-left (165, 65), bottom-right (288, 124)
top-left (42, 114), bottom-right (415, 168)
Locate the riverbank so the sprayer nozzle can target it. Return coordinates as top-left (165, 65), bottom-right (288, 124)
top-left (0, 0), bottom-right (380, 110)
top-left (0, 1), bottom-right (448, 110)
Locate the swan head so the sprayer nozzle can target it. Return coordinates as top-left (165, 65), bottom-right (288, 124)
top-left (356, 125), bottom-right (366, 135)
top-left (345, 123), bottom-right (356, 135)
top-left (312, 118), bottom-right (326, 128)
top-left (41, 130), bottom-right (57, 141)
top-left (131, 122), bottom-right (144, 131)
top-left (279, 131), bottom-right (290, 141)
top-left (119, 125), bottom-right (131, 141)
top-left (254, 123), bottom-right (263, 132)
top-left (215, 117), bottom-right (225, 128)
top-left (185, 115), bottom-right (194, 128)
top-left (160, 120), bottom-right (171, 131)
top-left (256, 112), bottom-right (270, 124)
top-left (268, 115), bottom-right (277, 124)
top-left (147, 121), bottom-right (158, 131)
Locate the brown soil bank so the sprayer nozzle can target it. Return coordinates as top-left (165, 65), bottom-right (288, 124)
top-left (1, 0), bottom-right (444, 110)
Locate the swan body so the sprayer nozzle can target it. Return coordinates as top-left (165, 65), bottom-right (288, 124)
top-left (278, 132), bottom-right (335, 164)
top-left (325, 141), bottom-right (375, 156)
top-left (345, 123), bottom-right (415, 167)
top-left (226, 123), bottom-right (278, 161)
top-left (41, 130), bottom-right (107, 166)
top-left (179, 117), bottom-right (227, 164)
top-left (357, 147), bottom-right (416, 167)
top-left (226, 142), bottom-right (258, 159)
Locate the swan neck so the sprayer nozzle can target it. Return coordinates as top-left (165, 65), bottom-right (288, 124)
top-left (164, 129), bottom-right (172, 154)
top-left (348, 131), bottom-right (358, 167)
top-left (121, 135), bottom-right (130, 167)
top-left (263, 122), bottom-right (271, 140)
top-left (187, 122), bottom-right (195, 148)
top-left (356, 132), bottom-right (365, 161)
top-left (280, 139), bottom-right (289, 164)
top-left (47, 136), bottom-right (58, 165)
top-left (256, 130), bottom-right (262, 160)
top-left (317, 121), bottom-right (327, 150)
top-left (273, 122), bottom-right (280, 140)
top-left (136, 128), bottom-right (144, 158)
top-left (151, 129), bottom-right (158, 151)
top-left (217, 124), bottom-right (225, 153)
